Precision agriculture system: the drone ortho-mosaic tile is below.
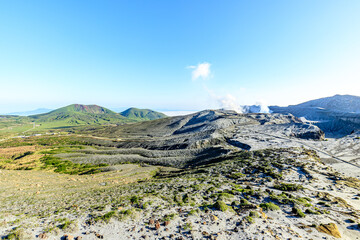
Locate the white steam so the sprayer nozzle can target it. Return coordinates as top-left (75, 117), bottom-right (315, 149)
top-left (218, 94), bottom-right (244, 113)
top-left (242, 104), bottom-right (272, 114)
top-left (215, 95), bottom-right (272, 114)
top-left (187, 62), bottom-right (271, 113)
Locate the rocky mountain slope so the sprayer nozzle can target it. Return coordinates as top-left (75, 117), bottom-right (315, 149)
top-left (76, 110), bottom-right (324, 168)
top-left (270, 95), bottom-right (360, 135)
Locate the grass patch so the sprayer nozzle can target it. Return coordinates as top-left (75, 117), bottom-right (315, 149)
top-left (292, 207), bottom-right (306, 218)
top-left (163, 213), bottom-right (178, 221)
top-left (249, 211), bottom-right (260, 218)
top-left (214, 200), bottom-right (231, 212)
top-left (4, 228), bottom-right (29, 240)
top-left (259, 202), bottom-right (280, 211)
top-left (274, 183), bottom-right (304, 191)
top-left (245, 216), bottom-right (255, 223)
top-left (40, 155), bottom-right (107, 175)
top-left (188, 209), bottom-right (200, 216)
top-left (94, 211), bottom-right (116, 223)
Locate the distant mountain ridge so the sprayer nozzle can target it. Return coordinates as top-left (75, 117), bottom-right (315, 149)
top-left (120, 107), bottom-right (167, 121)
top-left (5, 108), bottom-right (52, 116)
top-left (29, 104), bottom-right (132, 126)
top-left (24, 104), bottom-right (167, 128)
top-left (270, 94), bottom-right (360, 135)
top-left (290, 94), bottom-right (360, 113)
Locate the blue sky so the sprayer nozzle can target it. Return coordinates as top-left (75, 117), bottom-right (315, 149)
top-left (1, 1), bottom-right (359, 113)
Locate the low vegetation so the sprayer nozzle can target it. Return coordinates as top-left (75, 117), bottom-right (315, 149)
top-left (0, 131), bottom-right (358, 239)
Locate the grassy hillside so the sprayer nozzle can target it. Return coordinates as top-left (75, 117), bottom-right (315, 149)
top-left (29, 104), bottom-right (133, 128)
top-left (0, 115), bottom-right (33, 138)
top-left (0, 105), bottom-right (168, 136)
top-left (120, 107), bottom-right (167, 121)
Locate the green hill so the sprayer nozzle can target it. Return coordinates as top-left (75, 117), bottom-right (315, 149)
top-left (120, 108), bottom-right (167, 121)
top-left (29, 104), bottom-right (132, 128)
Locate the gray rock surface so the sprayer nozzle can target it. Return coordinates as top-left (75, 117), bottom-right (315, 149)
top-left (78, 110), bottom-right (324, 168)
top-left (270, 94), bottom-right (360, 135)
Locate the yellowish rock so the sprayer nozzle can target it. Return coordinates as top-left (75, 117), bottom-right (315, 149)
top-left (316, 223), bottom-right (341, 238)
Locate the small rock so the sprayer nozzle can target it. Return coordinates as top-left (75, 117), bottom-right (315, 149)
top-left (75, 237), bottom-right (82, 240)
top-left (155, 220), bottom-right (161, 230)
top-left (63, 235), bottom-right (74, 240)
top-left (164, 220), bottom-right (170, 226)
top-left (202, 231), bottom-right (210, 236)
top-left (149, 219), bottom-right (155, 225)
top-left (95, 233), bottom-right (104, 239)
top-left (210, 235), bottom-right (218, 240)
top-left (210, 215), bottom-right (218, 221)
top-left (38, 233), bottom-right (47, 239)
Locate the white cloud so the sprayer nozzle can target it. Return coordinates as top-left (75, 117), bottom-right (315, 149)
top-left (188, 62), bottom-right (211, 81)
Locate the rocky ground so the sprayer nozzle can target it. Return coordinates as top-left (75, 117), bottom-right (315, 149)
top-left (0, 148), bottom-right (359, 239)
top-left (0, 110), bottom-right (360, 239)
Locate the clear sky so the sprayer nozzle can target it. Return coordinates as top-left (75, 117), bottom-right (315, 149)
top-left (1, 1), bottom-right (359, 113)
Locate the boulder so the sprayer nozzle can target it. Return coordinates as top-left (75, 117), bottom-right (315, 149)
top-left (316, 223), bottom-right (341, 238)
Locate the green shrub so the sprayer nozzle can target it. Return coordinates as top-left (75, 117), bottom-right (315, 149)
top-left (130, 196), bottom-right (139, 205)
top-left (218, 192), bottom-right (234, 200)
top-left (292, 207), bottom-right (305, 218)
top-left (40, 155), bottom-right (106, 175)
top-left (245, 216), bottom-right (254, 223)
top-left (259, 202), bottom-right (280, 211)
top-left (240, 198), bottom-right (250, 206)
top-left (174, 195), bottom-right (183, 205)
top-left (188, 209), bottom-right (200, 216)
top-left (214, 200), bottom-right (230, 212)
top-left (95, 211), bottom-right (116, 223)
top-left (142, 201), bottom-right (151, 209)
top-left (274, 183), bottom-right (303, 191)
top-left (183, 222), bottom-right (192, 230)
top-left (305, 209), bottom-right (320, 215)
top-left (163, 213), bottom-right (178, 221)
top-left (206, 187), bottom-right (217, 193)
top-left (4, 228), bottom-right (28, 240)
top-left (229, 172), bottom-right (245, 179)
top-left (118, 209), bottom-right (134, 220)
top-left (249, 211), bottom-right (260, 218)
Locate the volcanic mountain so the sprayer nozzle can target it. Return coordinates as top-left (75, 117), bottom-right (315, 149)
top-left (29, 104), bottom-right (132, 126)
top-left (120, 107), bottom-right (167, 121)
top-left (270, 94), bottom-right (360, 135)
